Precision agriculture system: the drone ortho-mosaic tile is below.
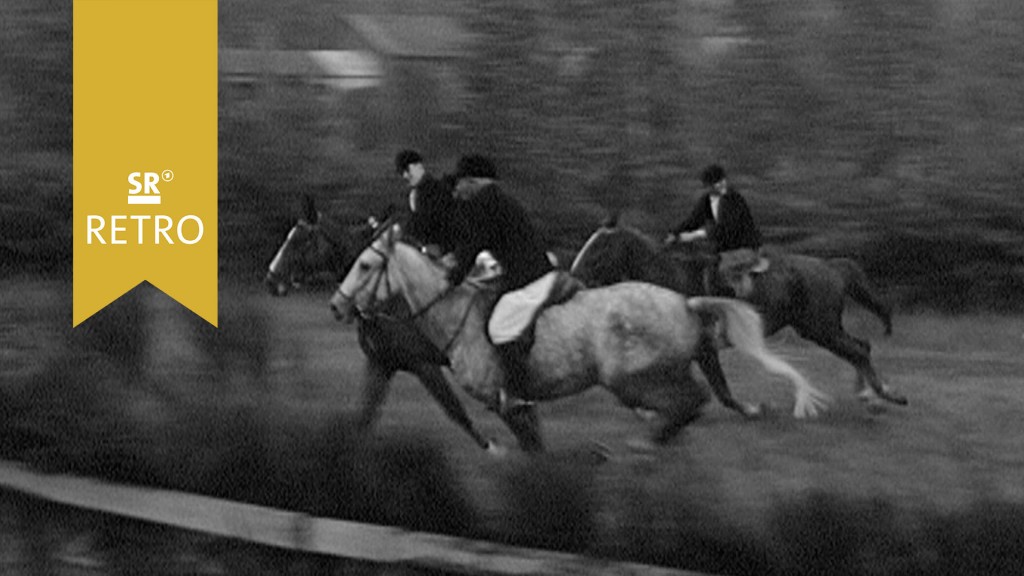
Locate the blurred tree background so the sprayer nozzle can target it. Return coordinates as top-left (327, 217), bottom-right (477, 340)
top-left (3, 0), bottom-right (1023, 311)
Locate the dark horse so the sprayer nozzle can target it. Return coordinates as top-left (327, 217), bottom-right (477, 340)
top-left (265, 196), bottom-right (498, 452)
top-left (570, 221), bottom-right (907, 407)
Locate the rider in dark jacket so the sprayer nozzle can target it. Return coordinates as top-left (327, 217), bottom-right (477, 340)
top-left (667, 164), bottom-right (765, 296)
top-left (448, 155), bottom-right (555, 415)
top-left (448, 155), bottom-right (553, 290)
top-left (395, 149), bottom-right (464, 254)
top-left (668, 164), bottom-right (761, 252)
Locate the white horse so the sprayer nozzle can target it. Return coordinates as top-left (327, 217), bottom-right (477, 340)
top-left (330, 226), bottom-right (827, 450)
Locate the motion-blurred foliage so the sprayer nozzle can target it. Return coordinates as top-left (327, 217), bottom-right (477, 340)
top-left (3, 0), bottom-right (1023, 309)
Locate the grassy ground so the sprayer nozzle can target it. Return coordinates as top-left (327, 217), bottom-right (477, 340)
top-left (3, 279), bottom-right (1024, 574)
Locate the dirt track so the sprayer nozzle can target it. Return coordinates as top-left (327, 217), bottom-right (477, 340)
top-left (246, 287), bottom-right (1024, 530)
top-left (3, 281), bottom-right (1024, 572)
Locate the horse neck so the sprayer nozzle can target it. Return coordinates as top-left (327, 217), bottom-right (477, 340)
top-left (642, 249), bottom-right (689, 292)
top-left (314, 217), bottom-right (350, 271)
top-left (390, 244), bottom-right (455, 313)
top-left (617, 232), bottom-right (685, 290)
top-left (268, 227), bottom-right (297, 273)
top-left (390, 244), bottom-right (478, 349)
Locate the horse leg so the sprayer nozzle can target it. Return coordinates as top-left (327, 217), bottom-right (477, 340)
top-left (356, 359), bottom-right (394, 433)
top-left (609, 367), bottom-right (710, 446)
top-left (655, 370), bottom-right (710, 444)
top-left (834, 259), bottom-right (894, 336)
top-left (800, 328), bottom-right (908, 406)
top-left (695, 336), bottom-right (761, 418)
top-left (853, 372), bottom-right (868, 397)
top-left (658, 394), bottom-right (707, 443)
top-left (498, 404), bottom-right (544, 453)
top-left (411, 363), bottom-right (494, 451)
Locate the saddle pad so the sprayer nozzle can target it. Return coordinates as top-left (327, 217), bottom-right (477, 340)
top-left (487, 271), bottom-right (560, 345)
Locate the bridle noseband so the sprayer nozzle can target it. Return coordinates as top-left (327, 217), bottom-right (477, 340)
top-left (335, 242), bottom-right (477, 354)
top-left (336, 244), bottom-right (392, 319)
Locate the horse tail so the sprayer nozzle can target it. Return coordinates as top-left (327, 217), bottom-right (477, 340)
top-left (829, 258), bottom-right (893, 336)
top-left (686, 297), bottom-right (831, 418)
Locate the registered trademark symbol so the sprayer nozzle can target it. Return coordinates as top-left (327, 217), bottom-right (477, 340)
top-left (161, 170), bottom-right (174, 182)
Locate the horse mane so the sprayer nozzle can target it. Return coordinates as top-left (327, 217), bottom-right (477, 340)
top-left (390, 239), bottom-right (453, 294)
top-left (614, 225), bottom-right (662, 256)
top-left (573, 221), bottom-right (704, 294)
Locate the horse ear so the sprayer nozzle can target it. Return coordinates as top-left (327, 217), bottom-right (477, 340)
top-left (602, 212), bottom-right (619, 229)
top-left (384, 223), bottom-right (402, 246)
top-left (302, 195), bottom-right (318, 224)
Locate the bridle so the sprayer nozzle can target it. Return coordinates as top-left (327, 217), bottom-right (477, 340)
top-left (336, 243), bottom-right (392, 319)
top-left (269, 219), bottom-right (344, 284)
top-left (335, 241), bottom-right (479, 354)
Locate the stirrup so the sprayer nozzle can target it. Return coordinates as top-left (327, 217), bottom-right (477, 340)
top-left (497, 388), bottom-right (533, 415)
top-left (751, 256), bottom-right (770, 274)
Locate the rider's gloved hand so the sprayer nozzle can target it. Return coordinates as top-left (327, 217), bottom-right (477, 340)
top-left (420, 244), bottom-right (443, 259)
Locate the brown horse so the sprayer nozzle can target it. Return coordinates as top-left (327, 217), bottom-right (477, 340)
top-left (264, 196), bottom-right (378, 296)
top-left (265, 198), bottom-right (500, 452)
top-left (570, 221), bottom-right (906, 407)
top-left (329, 225), bottom-right (827, 451)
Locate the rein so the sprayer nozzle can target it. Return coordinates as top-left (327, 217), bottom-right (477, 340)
top-left (392, 249), bottom-right (480, 355)
top-left (340, 243), bottom-right (478, 354)
top-left (336, 244), bottom-right (391, 311)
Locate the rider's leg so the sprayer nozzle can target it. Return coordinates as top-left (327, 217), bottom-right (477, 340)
top-left (488, 280), bottom-right (552, 412)
top-left (495, 336), bottom-right (534, 414)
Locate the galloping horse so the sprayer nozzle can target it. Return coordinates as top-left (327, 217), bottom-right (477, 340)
top-left (265, 197), bottom-right (497, 452)
top-left (329, 225), bottom-right (826, 451)
top-left (265, 196), bottom-right (376, 296)
top-left (570, 221), bottom-right (907, 407)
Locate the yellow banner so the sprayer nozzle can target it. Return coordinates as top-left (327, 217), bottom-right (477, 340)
top-left (74, 0), bottom-right (218, 327)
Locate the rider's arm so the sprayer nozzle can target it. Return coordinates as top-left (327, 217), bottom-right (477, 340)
top-left (678, 228), bottom-right (709, 242)
top-left (448, 199), bottom-right (487, 285)
top-left (667, 196), bottom-right (711, 243)
top-left (711, 192), bottom-right (760, 249)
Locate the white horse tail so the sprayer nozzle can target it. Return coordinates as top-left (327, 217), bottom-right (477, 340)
top-left (686, 297), bottom-right (831, 418)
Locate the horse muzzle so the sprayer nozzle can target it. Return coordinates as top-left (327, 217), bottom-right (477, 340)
top-left (329, 289), bottom-right (359, 323)
top-left (265, 271), bottom-right (289, 297)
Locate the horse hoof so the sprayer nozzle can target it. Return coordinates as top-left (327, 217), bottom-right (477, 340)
top-left (866, 401), bottom-right (887, 415)
top-left (886, 394), bottom-right (909, 406)
top-left (793, 401), bottom-right (821, 419)
top-left (856, 388), bottom-right (877, 403)
top-left (626, 438), bottom-right (657, 454)
top-left (741, 403), bottom-right (764, 419)
top-left (878, 384), bottom-right (908, 406)
top-left (587, 441), bottom-right (613, 463)
top-left (484, 440), bottom-right (508, 458)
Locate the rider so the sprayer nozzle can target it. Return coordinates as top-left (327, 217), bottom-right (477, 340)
top-left (395, 149), bottom-right (462, 256)
top-left (447, 154), bottom-right (565, 412)
top-left (665, 163), bottom-right (766, 294)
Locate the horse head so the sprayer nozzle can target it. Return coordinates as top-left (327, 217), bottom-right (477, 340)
top-left (716, 249), bottom-right (770, 299)
top-left (265, 198), bottom-right (381, 297)
top-left (266, 219), bottom-right (322, 296)
top-left (572, 224), bottom-right (708, 295)
top-left (330, 224), bottom-right (452, 323)
top-left (571, 227), bottom-right (629, 286)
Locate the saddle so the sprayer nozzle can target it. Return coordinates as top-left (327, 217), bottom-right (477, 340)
top-left (486, 270), bottom-right (583, 346)
top-left (715, 248), bottom-right (771, 299)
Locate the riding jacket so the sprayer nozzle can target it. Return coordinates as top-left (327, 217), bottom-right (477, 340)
top-left (672, 188), bottom-right (762, 252)
top-left (405, 173), bottom-right (464, 254)
top-left (450, 179), bottom-right (553, 291)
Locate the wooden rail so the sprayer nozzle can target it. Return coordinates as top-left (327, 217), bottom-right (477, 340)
top-left (0, 459), bottom-right (709, 576)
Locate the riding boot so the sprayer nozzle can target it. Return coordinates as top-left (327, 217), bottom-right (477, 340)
top-left (496, 339), bottom-right (533, 414)
top-left (703, 258), bottom-right (733, 297)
